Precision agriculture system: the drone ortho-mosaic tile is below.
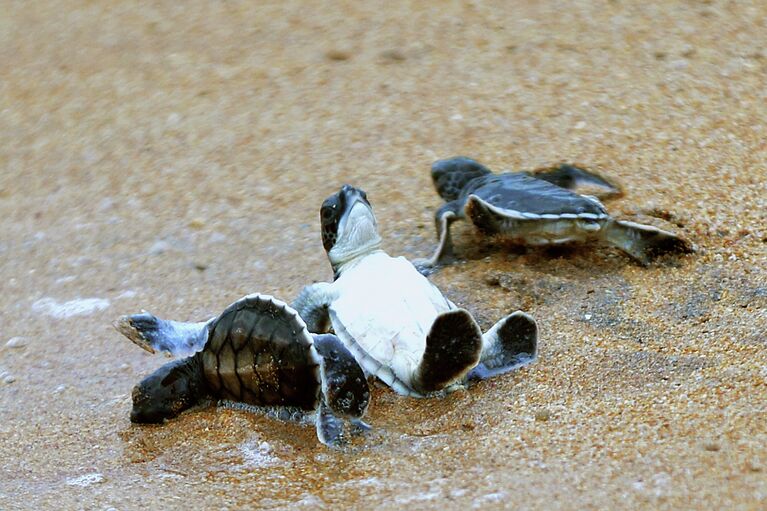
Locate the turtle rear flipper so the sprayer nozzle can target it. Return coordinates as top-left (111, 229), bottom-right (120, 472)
top-left (131, 355), bottom-right (207, 423)
top-left (115, 313), bottom-right (211, 357)
top-left (470, 311), bottom-right (538, 380)
top-left (602, 219), bottom-right (693, 265)
top-left (413, 309), bottom-right (482, 393)
top-left (532, 164), bottom-right (622, 199)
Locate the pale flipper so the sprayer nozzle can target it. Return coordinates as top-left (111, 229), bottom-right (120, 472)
top-left (292, 282), bottom-right (336, 333)
top-left (470, 311), bottom-right (538, 380)
top-left (413, 308), bottom-right (483, 393)
top-left (315, 402), bottom-right (345, 447)
top-left (114, 313), bottom-right (212, 357)
top-left (418, 156), bottom-right (493, 271)
top-left (602, 219), bottom-right (693, 266)
top-left (414, 201), bottom-right (465, 272)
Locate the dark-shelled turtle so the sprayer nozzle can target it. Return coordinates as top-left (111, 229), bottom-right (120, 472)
top-left (115, 293), bottom-right (370, 447)
top-left (422, 156), bottom-right (692, 267)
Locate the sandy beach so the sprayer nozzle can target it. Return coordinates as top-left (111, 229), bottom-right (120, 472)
top-left (1, 1), bottom-right (765, 509)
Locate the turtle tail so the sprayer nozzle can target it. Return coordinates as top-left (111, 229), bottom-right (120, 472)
top-left (602, 219), bottom-right (693, 265)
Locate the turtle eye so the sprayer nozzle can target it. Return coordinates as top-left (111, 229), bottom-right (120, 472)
top-left (320, 195), bottom-right (341, 223)
top-left (321, 205), bottom-right (335, 220)
top-left (320, 198), bottom-right (341, 252)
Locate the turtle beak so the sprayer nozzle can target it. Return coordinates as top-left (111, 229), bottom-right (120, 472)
top-left (338, 185), bottom-right (373, 223)
top-left (339, 184), bottom-right (371, 210)
top-left (326, 184), bottom-right (382, 266)
top-left (336, 184), bottom-right (376, 234)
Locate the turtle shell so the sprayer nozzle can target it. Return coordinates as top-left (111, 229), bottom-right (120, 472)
top-left (201, 295), bottom-right (321, 410)
top-left (462, 173), bottom-right (608, 218)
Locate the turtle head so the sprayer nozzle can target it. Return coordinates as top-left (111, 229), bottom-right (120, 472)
top-left (320, 184), bottom-right (382, 271)
top-left (130, 357), bottom-right (204, 424)
top-left (431, 157), bottom-right (493, 201)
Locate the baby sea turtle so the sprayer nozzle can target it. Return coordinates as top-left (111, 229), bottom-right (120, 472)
top-left (114, 294), bottom-right (370, 447)
top-left (292, 184), bottom-right (538, 397)
top-left (422, 156), bottom-right (692, 267)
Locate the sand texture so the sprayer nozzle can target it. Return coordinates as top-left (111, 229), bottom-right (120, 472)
top-left (1, 1), bottom-right (766, 509)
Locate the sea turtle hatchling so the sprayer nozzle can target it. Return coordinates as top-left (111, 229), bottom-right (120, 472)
top-left (292, 184), bottom-right (538, 397)
top-left (421, 156), bottom-right (693, 268)
top-left (114, 294), bottom-right (370, 447)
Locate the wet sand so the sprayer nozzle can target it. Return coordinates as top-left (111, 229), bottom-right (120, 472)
top-left (1, 1), bottom-right (766, 509)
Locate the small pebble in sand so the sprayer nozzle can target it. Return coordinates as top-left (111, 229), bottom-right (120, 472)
top-left (65, 473), bottom-right (105, 487)
top-left (5, 337), bottom-right (27, 349)
top-left (3, 374), bottom-right (16, 384)
top-left (188, 218), bottom-right (205, 229)
top-left (148, 240), bottom-right (172, 255)
top-left (703, 441), bottom-right (721, 452)
top-left (166, 112), bottom-right (181, 127)
top-left (326, 49), bottom-right (352, 61)
top-left (535, 409), bottom-right (552, 422)
top-left (209, 232), bottom-right (227, 244)
top-left (53, 384), bottom-right (66, 394)
top-left (98, 197), bottom-right (115, 211)
top-left (380, 49), bottom-right (406, 61)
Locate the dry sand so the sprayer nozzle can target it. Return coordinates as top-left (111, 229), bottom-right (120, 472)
top-left (1, 1), bottom-right (765, 509)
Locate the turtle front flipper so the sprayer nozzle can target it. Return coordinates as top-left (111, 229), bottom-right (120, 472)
top-left (315, 402), bottom-right (346, 447)
top-left (292, 283), bottom-right (336, 333)
top-left (414, 200), bottom-right (464, 273)
top-left (470, 311), bottom-right (538, 380)
top-left (532, 164), bottom-right (622, 199)
top-left (131, 355), bottom-right (207, 423)
top-left (413, 309), bottom-right (483, 393)
top-left (601, 219), bottom-right (693, 265)
top-left (114, 313), bottom-right (212, 357)
top-left (313, 333), bottom-right (371, 447)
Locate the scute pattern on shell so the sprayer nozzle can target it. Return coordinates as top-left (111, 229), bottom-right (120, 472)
top-left (202, 295), bottom-right (321, 410)
top-left (465, 173), bottom-right (608, 217)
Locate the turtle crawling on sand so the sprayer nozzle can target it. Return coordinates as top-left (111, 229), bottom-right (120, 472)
top-left (115, 294), bottom-right (370, 447)
top-left (292, 185), bottom-right (538, 397)
top-left (421, 156), bottom-right (692, 268)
